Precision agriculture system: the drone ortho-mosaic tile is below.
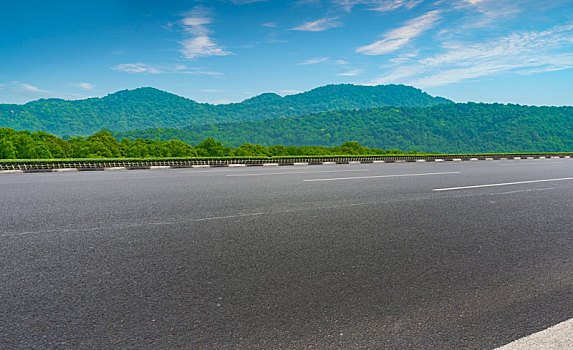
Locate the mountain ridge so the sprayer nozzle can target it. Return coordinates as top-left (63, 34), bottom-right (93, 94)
top-left (0, 84), bottom-right (452, 136)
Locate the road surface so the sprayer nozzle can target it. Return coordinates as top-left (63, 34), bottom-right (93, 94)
top-left (1, 158), bottom-right (572, 349)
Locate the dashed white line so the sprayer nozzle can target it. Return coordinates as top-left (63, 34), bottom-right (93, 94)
top-left (499, 162), bottom-right (564, 166)
top-left (433, 177), bottom-right (573, 191)
top-left (303, 171), bottom-right (460, 182)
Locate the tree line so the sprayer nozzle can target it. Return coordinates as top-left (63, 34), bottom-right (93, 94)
top-left (0, 128), bottom-right (410, 160)
top-left (115, 102), bottom-right (573, 153)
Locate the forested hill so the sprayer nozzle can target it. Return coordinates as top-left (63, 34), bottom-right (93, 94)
top-left (0, 84), bottom-right (451, 136)
top-left (115, 103), bottom-right (573, 153)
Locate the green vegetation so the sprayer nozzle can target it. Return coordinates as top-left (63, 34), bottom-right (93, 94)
top-left (0, 128), bottom-right (411, 160)
top-left (116, 103), bottom-right (573, 153)
top-left (0, 84), bottom-right (451, 136)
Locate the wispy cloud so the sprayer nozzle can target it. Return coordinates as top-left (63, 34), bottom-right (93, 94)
top-left (1, 81), bottom-right (86, 101)
top-left (298, 57), bottom-right (329, 65)
top-left (179, 6), bottom-right (233, 59)
top-left (335, 0), bottom-right (424, 12)
top-left (113, 63), bottom-right (164, 74)
top-left (229, 0), bottom-right (269, 4)
top-left (338, 69), bottom-right (363, 76)
top-left (291, 17), bottom-right (342, 32)
top-left (263, 22), bottom-right (277, 27)
top-left (371, 23), bottom-right (573, 87)
top-left (357, 10), bottom-right (440, 55)
top-left (73, 82), bottom-right (94, 90)
top-left (113, 63), bottom-right (223, 76)
top-left (20, 83), bottom-right (49, 93)
top-left (453, 0), bottom-right (522, 29)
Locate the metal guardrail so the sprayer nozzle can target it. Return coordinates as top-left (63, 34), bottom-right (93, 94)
top-left (0, 154), bottom-right (571, 171)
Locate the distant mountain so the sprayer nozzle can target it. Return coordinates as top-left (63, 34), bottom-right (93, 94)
top-left (115, 103), bottom-right (573, 153)
top-left (0, 84), bottom-right (452, 136)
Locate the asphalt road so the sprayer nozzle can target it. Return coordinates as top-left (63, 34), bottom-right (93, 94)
top-left (1, 159), bottom-right (572, 349)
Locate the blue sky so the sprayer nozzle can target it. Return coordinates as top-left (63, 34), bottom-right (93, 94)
top-left (1, 0), bottom-right (573, 105)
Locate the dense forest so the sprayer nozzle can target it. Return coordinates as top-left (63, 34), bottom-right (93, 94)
top-left (0, 128), bottom-right (407, 160)
top-left (0, 84), bottom-right (451, 136)
top-left (115, 103), bottom-right (573, 153)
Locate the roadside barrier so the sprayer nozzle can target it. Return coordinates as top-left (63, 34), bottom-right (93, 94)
top-left (1, 154), bottom-right (571, 173)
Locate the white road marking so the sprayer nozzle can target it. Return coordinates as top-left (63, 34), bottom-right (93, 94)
top-left (303, 171), bottom-right (460, 182)
top-left (494, 318), bottom-right (573, 350)
top-left (433, 177), bottom-right (573, 191)
top-left (226, 169), bottom-right (371, 177)
top-left (499, 162), bottom-right (564, 166)
top-left (104, 167), bottom-right (127, 171)
top-left (150, 166), bottom-right (171, 169)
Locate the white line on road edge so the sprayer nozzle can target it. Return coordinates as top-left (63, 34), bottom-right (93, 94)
top-left (104, 167), bottom-right (127, 171)
top-left (150, 166), bottom-right (171, 169)
top-left (227, 169), bottom-right (371, 177)
top-left (53, 168), bottom-right (78, 172)
top-left (0, 170), bottom-right (24, 174)
top-left (433, 177), bottom-right (573, 191)
top-left (293, 162), bottom-right (309, 166)
top-left (494, 318), bottom-right (573, 350)
top-left (228, 164), bottom-right (247, 167)
top-left (262, 163), bottom-right (279, 166)
top-left (303, 171), bottom-right (460, 182)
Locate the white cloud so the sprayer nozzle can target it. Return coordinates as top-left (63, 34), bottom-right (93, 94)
top-left (291, 17), bottom-right (342, 32)
top-left (336, 60), bottom-right (350, 65)
top-left (357, 10), bottom-right (440, 55)
top-left (73, 82), bottom-right (94, 90)
top-left (113, 63), bottom-right (223, 76)
top-left (263, 22), bottom-right (277, 27)
top-left (338, 69), bottom-right (363, 76)
top-left (335, 0), bottom-right (424, 12)
top-left (179, 6), bottom-right (233, 59)
top-left (371, 0), bottom-right (424, 11)
top-left (229, 0), bottom-right (269, 4)
top-left (298, 57), bottom-right (329, 65)
top-left (452, 0), bottom-right (522, 28)
top-left (180, 36), bottom-right (233, 59)
top-left (113, 63), bottom-right (164, 74)
top-left (371, 23), bottom-right (573, 87)
top-left (20, 83), bottom-right (48, 93)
